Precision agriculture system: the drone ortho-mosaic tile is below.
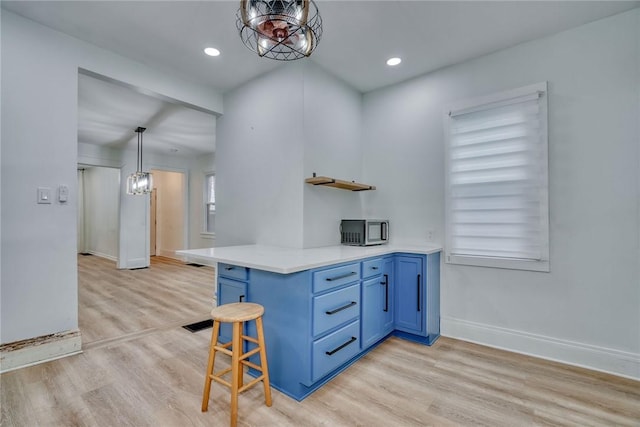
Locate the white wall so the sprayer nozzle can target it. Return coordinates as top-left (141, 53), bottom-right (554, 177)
top-left (217, 62), bottom-right (364, 249)
top-left (362, 9), bottom-right (640, 378)
top-left (302, 64), bottom-right (363, 248)
top-left (152, 169), bottom-right (185, 258)
top-left (81, 167), bottom-right (120, 260)
top-left (0, 11), bottom-right (222, 344)
top-left (216, 63), bottom-right (305, 248)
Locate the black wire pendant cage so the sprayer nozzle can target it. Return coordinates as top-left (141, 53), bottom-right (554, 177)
top-left (237, 0), bottom-right (322, 61)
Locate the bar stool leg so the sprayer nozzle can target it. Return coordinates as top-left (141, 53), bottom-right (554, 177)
top-left (230, 321), bottom-right (242, 427)
top-left (202, 320), bottom-right (220, 412)
top-left (256, 316), bottom-right (272, 406)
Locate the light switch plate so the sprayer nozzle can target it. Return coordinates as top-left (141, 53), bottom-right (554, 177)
top-left (37, 187), bottom-right (52, 204)
top-left (58, 185), bottom-right (69, 203)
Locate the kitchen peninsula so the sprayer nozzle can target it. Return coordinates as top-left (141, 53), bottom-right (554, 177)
top-left (178, 244), bottom-right (442, 401)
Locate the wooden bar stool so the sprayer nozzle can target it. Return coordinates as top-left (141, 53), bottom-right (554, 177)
top-left (201, 302), bottom-right (272, 427)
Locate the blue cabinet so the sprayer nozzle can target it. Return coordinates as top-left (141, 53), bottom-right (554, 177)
top-left (381, 257), bottom-right (395, 334)
top-left (217, 266), bottom-right (249, 343)
top-left (313, 283), bottom-right (360, 337)
top-left (394, 255), bottom-right (424, 334)
top-left (361, 256), bottom-right (394, 349)
top-left (216, 251), bottom-right (440, 401)
top-left (393, 253), bottom-right (440, 345)
top-left (311, 262), bottom-right (361, 382)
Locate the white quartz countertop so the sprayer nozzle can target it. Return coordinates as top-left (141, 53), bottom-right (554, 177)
top-left (176, 244), bottom-right (442, 274)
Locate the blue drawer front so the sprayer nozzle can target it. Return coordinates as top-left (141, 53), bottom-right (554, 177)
top-left (362, 258), bottom-right (384, 278)
top-left (218, 263), bottom-right (248, 281)
top-left (313, 284), bottom-right (360, 336)
top-left (312, 320), bottom-right (360, 382)
top-left (312, 263), bottom-right (360, 293)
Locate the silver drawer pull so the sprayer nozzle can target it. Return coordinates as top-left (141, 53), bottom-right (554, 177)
top-left (325, 336), bottom-right (357, 356)
top-left (325, 271), bottom-right (356, 282)
top-left (371, 266), bottom-right (378, 270)
top-left (325, 301), bottom-right (357, 315)
top-left (225, 266), bottom-right (234, 271)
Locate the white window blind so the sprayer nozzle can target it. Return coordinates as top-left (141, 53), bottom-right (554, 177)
top-left (445, 82), bottom-right (549, 271)
top-left (205, 173), bottom-right (215, 234)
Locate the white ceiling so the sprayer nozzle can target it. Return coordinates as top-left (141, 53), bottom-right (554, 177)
top-left (3, 1), bottom-right (638, 155)
top-left (78, 73), bottom-right (217, 156)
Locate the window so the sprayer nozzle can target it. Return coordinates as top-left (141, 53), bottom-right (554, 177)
top-left (205, 173), bottom-right (215, 234)
top-left (444, 82), bottom-right (549, 272)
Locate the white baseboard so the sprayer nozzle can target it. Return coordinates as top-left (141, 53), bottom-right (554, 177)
top-left (441, 316), bottom-right (640, 381)
top-left (158, 249), bottom-right (182, 260)
top-left (85, 250), bottom-right (117, 262)
top-left (0, 329), bottom-right (82, 373)
top-left (125, 257), bottom-right (148, 269)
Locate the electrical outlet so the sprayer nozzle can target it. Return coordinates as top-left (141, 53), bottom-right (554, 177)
top-left (426, 230), bottom-right (434, 241)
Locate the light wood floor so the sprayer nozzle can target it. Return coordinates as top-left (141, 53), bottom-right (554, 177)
top-left (78, 255), bottom-right (215, 347)
top-left (1, 256), bottom-right (639, 426)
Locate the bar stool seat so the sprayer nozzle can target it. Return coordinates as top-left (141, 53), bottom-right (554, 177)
top-left (201, 302), bottom-right (272, 427)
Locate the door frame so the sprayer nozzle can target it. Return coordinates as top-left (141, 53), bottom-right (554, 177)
top-left (149, 166), bottom-right (189, 259)
top-left (77, 162), bottom-right (122, 264)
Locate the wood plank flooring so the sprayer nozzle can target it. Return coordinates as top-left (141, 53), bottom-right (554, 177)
top-left (2, 256), bottom-right (639, 426)
top-left (78, 255), bottom-right (215, 346)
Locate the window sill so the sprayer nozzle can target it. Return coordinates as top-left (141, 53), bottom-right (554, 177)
top-left (445, 253), bottom-right (549, 272)
top-left (200, 232), bottom-right (216, 240)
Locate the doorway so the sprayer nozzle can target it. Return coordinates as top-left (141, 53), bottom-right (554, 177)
top-left (77, 165), bottom-right (121, 261)
top-left (150, 169), bottom-right (186, 260)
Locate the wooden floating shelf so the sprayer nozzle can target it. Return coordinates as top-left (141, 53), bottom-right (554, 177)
top-left (305, 175), bottom-right (376, 192)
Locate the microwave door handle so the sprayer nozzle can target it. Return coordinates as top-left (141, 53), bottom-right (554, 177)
top-left (382, 222), bottom-right (388, 241)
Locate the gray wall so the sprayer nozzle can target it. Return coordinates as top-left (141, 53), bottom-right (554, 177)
top-left (217, 9), bottom-right (639, 378)
top-left (216, 64), bottom-right (306, 248)
top-left (302, 63), bottom-right (363, 248)
top-left (362, 9), bottom-right (639, 377)
top-left (0, 11), bottom-right (222, 344)
top-left (216, 61), bottom-right (363, 249)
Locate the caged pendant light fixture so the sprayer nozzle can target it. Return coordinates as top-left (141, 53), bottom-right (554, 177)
top-left (237, 0), bottom-right (322, 61)
top-left (126, 127), bottom-right (153, 195)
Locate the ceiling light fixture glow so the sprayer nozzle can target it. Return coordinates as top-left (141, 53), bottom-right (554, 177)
top-left (204, 47), bottom-right (221, 57)
top-left (386, 57), bottom-right (402, 66)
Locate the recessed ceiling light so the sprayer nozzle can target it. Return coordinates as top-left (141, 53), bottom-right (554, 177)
top-left (386, 57), bottom-right (402, 66)
top-left (204, 47), bottom-right (221, 57)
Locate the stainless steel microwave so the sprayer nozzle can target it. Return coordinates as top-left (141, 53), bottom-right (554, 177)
top-left (340, 220), bottom-right (389, 246)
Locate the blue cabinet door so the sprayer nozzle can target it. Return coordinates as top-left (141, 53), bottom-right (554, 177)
top-left (217, 277), bottom-right (248, 343)
top-left (381, 257), bottom-right (394, 335)
top-left (361, 276), bottom-right (384, 349)
top-left (361, 257), bottom-right (394, 349)
top-left (393, 255), bottom-right (424, 335)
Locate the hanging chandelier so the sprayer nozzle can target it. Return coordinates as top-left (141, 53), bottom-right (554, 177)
top-left (237, 0), bottom-right (322, 61)
top-left (126, 127), bottom-right (153, 195)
